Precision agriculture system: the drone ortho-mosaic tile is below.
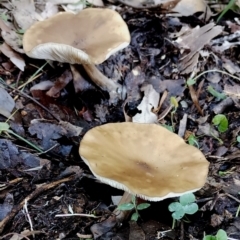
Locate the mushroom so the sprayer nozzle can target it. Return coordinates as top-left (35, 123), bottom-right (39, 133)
top-left (22, 8), bottom-right (131, 103)
top-left (79, 122), bottom-right (209, 220)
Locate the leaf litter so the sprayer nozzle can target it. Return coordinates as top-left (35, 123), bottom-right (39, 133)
top-left (1, 0), bottom-right (240, 239)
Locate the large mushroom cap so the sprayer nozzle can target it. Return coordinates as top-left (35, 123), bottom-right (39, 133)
top-left (79, 122), bottom-right (209, 201)
top-left (23, 8), bottom-right (130, 64)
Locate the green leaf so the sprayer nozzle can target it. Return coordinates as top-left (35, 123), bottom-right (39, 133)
top-left (203, 236), bottom-right (216, 240)
top-left (216, 229), bottom-right (228, 240)
top-left (16, 29), bottom-right (25, 34)
top-left (237, 136), bottom-right (240, 143)
top-left (168, 202), bottom-right (183, 212)
top-left (131, 212), bottom-right (139, 221)
top-left (212, 114), bottom-right (228, 133)
top-left (0, 122), bottom-right (10, 133)
top-left (132, 196), bottom-right (136, 206)
top-left (0, 13), bottom-right (9, 22)
top-left (218, 171), bottom-right (229, 177)
top-left (183, 203), bottom-right (198, 215)
top-left (117, 203), bottom-right (134, 211)
top-left (161, 124), bottom-right (174, 132)
top-left (188, 134), bottom-right (199, 148)
top-left (179, 193), bottom-right (196, 206)
top-left (207, 86), bottom-right (226, 100)
top-left (217, 0), bottom-right (236, 23)
top-left (170, 96), bottom-right (178, 110)
top-left (172, 208), bottom-right (185, 220)
top-left (137, 203), bottom-right (151, 210)
top-left (187, 78), bottom-right (196, 86)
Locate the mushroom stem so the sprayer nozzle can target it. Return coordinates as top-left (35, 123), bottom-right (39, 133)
top-left (113, 191), bottom-right (133, 223)
top-left (82, 64), bottom-right (126, 103)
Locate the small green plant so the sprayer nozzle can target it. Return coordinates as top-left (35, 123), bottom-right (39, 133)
top-left (117, 196), bottom-right (150, 221)
top-left (236, 204), bottom-right (240, 217)
top-left (203, 229), bottom-right (228, 240)
top-left (187, 134), bottom-right (199, 148)
top-left (161, 124), bottom-right (174, 132)
top-left (207, 86), bottom-right (226, 100)
top-left (0, 13), bottom-right (9, 22)
top-left (186, 78), bottom-right (196, 86)
top-left (212, 114), bottom-right (228, 133)
top-left (216, 0), bottom-right (237, 23)
top-left (168, 193), bottom-right (198, 228)
top-left (170, 96), bottom-right (178, 132)
top-left (218, 170), bottom-right (233, 177)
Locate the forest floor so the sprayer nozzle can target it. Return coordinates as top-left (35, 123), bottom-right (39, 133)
top-left (1, 0), bottom-right (240, 239)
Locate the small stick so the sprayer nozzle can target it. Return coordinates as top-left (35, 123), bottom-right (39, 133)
top-left (55, 213), bottom-right (100, 218)
top-left (76, 233), bottom-right (93, 239)
top-left (23, 200), bottom-right (34, 233)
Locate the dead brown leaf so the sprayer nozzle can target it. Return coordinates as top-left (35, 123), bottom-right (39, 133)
top-left (175, 23), bottom-right (223, 72)
top-left (0, 19), bottom-right (23, 53)
top-left (0, 193), bottom-right (13, 221)
top-left (189, 85), bottom-right (203, 115)
top-left (211, 213), bottom-right (224, 227)
top-left (0, 43), bottom-right (25, 71)
top-left (0, 86), bottom-right (15, 118)
top-left (70, 65), bottom-right (94, 93)
top-left (165, 0), bottom-right (212, 18)
top-left (30, 80), bottom-right (54, 92)
top-left (46, 69), bottom-right (72, 98)
top-left (11, 0), bottom-right (40, 30)
top-left (132, 84), bottom-right (160, 123)
top-left (224, 84), bottom-right (240, 98)
top-left (222, 58), bottom-right (240, 74)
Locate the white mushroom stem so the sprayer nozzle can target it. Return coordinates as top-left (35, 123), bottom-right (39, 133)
top-left (113, 191), bottom-right (133, 223)
top-left (82, 64), bottom-right (126, 103)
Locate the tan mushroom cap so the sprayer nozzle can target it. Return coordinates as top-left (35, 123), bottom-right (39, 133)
top-left (23, 8), bottom-right (130, 64)
top-left (79, 122), bottom-right (209, 201)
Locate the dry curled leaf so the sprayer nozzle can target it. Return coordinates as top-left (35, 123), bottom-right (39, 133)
top-left (0, 86), bottom-right (15, 119)
top-left (176, 23), bottom-right (223, 72)
top-left (11, 0), bottom-right (41, 30)
top-left (133, 84), bottom-right (160, 123)
top-left (224, 84), bottom-right (240, 98)
top-left (0, 43), bottom-right (25, 71)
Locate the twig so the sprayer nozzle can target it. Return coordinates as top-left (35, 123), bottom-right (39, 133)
top-left (36, 143), bottom-right (59, 156)
top-left (76, 233), bottom-right (93, 239)
top-left (23, 199), bottom-right (34, 233)
top-left (0, 178), bottom-right (23, 191)
top-left (224, 193), bottom-right (240, 204)
top-left (55, 213), bottom-right (100, 218)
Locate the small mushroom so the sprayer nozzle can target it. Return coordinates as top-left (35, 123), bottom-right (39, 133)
top-left (79, 122), bottom-right (209, 220)
top-left (22, 8), bottom-right (130, 102)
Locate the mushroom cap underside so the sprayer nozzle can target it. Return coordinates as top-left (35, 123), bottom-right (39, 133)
top-left (23, 8), bottom-right (130, 64)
